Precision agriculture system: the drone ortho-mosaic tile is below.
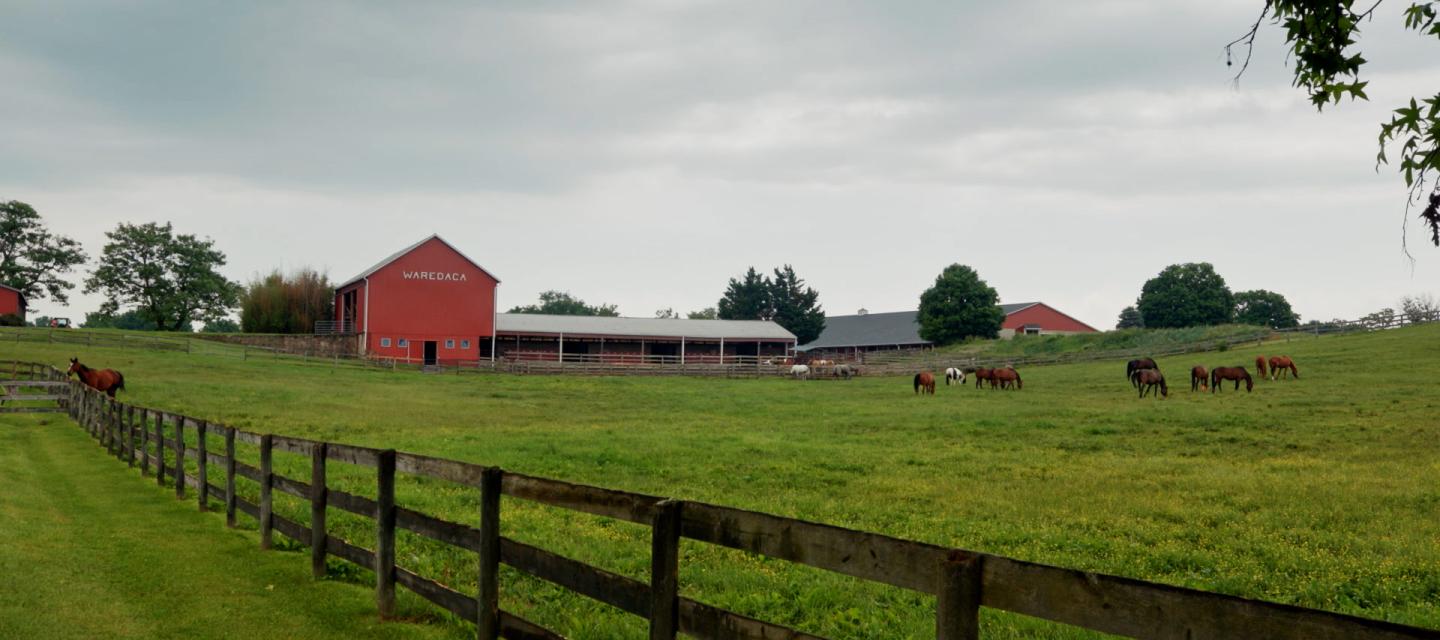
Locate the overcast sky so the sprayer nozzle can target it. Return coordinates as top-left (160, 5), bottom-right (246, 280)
top-left (4, 1), bottom-right (1438, 329)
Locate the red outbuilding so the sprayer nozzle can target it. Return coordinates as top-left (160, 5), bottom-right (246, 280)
top-left (0, 284), bottom-right (26, 323)
top-left (334, 235), bottom-right (499, 365)
top-left (999, 302), bottom-right (1098, 338)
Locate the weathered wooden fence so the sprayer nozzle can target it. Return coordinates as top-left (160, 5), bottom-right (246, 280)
top-left (7, 361), bottom-right (1437, 639)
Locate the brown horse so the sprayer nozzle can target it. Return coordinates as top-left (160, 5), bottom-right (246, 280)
top-left (1126, 358), bottom-right (1158, 387)
top-left (1254, 356), bottom-right (1268, 380)
top-left (1268, 356), bottom-right (1298, 380)
top-left (1210, 366), bottom-right (1253, 393)
top-left (68, 357), bottom-right (126, 398)
top-left (913, 371), bottom-right (936, 395)
top-left (1134, 369), bottom-right (1167, 398)
top-left (1190, 366), bottom-right (1208, 392)
top-left (972, 367), bottom-right (995, 389)
top-left (991, 367), bottom-right (1022, 390)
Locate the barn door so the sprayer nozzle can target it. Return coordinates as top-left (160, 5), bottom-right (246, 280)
top-left (423, 341), bottom-right (438, 366)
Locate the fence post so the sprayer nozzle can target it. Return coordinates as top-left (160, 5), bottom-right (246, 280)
top-left (936, 551), bottom-right (983, 640)
top-left (649, 499), bottom-right (681, 640)
top-left (259, 434), bottom-right (274, 549)
top-left (310, 443), bottom-right (328, 578)
top-left (103, 398), bottom-right (114, 454)
top-left (155, 413), bottom-right (166, 487)
top-left (174, 417), bottom-right (186, 499)
top-left (477, 467), bottom-right (502, 639)
top-left (225, 427), bottom-right (237, 528)
top-left (126, 405), bottom-right (137, 468)
top-left (139, 409), bottom-right (150, 476)
top-left (376, 449), bottom-right (397, 618)
top-left (197, 421), bottom-right (209, 511)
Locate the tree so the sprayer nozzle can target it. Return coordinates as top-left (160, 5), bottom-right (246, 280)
top-left (916, 264), bottom-right (1005, 345)
top-left (240, 268), bottom-right (334, 333)
top-left (768, 265), bottom-right (825, 344)
top-left (203, 318), bottom-right (241, 333)
top-left (716, 267), bottom-right (773, 321)
top-left (1227, 2), bottom-right (1440, 246)
top-left (508, 290), bottom-right (619, 316)
top-left (83, 308), bottom-right (192, 331)
top-left (29, 315), bottom-right (52, 328)
top-left (84, 222), bottom-right (241, 331)
top-left (1136, 263), bottom-right (1235, 328)
top-left (1116, 306), bottom-right (1144, 329)
top-left (1233, 289), bottom-right (1301, 328)
top-left (655, 307), bottom-right (678, 319)
top-left (0, 201), bottom-right (87, 305)
top-left (1400, 293), bottom-right (1440, 322)
top-left (687, 307), bottom-right (718, 320)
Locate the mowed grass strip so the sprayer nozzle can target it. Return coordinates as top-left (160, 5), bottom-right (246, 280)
top-left (0, 414), bottom-right (462, 640)
top-left (5, 325), bottom-right (1440, 638)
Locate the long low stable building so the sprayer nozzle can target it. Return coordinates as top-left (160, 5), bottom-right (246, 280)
top-left (331, 235), bottom-right (795, 365)
top-left (798, 303), bottom-right (1097, 357)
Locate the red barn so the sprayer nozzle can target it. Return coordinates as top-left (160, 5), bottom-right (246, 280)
top-left (999, 302), bottom-right (1097, 338)
top-left (0, 284), bottom-right (26, 322)
top-left (334, 235), bottom-right (499, 365)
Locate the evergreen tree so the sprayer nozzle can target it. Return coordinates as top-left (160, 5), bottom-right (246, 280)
top-left (768, 264), bottom-right (825, 344)
top-left (917, 264), bottom-right (1005, 345)
top-left (717, 267), bottom-right (773, 321)
top-left (1116, 306), bottom-right (1144, 329)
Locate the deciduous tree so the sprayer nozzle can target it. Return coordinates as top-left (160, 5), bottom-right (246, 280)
top-left (1233, 289), bottom-right (1300, 328)
top-left (84, 222), bottom-right (240, 331)
top-left (240, 268), bottom-right (334, 333)
top-left (508, 290), bottom-right (619, 316)
top-left (0, 201), bottom-right (87, 305)
top-left (917, 264), bottom-right (1005, 345)
top-left (1136, 263), bottom-right (1234, 329)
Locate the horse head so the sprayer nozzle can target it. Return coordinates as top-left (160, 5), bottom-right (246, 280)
top-left (66, 357), bottom-right (82, 376)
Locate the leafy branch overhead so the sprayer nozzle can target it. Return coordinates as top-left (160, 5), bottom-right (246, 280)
top-left (1227, 1), bottom-right (1440, 245)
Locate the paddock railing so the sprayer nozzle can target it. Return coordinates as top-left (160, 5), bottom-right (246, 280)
top-left (8, 361), bottom-right (1433, 639)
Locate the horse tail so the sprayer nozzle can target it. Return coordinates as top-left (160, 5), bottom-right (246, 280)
top-left (913, 373), bottom-right (921, 394)
top-left (1014, 370), bottom-right (1022, 390)
top-left (115, 371), bottom-right (126, 392)
top-left (1291, 363), bottom-right (1299, 379)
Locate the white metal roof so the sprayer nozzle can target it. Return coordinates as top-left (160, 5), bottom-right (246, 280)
top-left (496, 313), bottom-right (797, 341)
top-left (337, 234), bottom-right (501, 290)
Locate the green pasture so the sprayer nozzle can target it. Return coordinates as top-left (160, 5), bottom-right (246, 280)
top-left (2, 324), bottom-right (1438, 638)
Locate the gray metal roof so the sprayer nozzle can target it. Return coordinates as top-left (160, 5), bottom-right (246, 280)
top-left (797, 303), bottom-right (1040, 351)
top-left (337, 235), bottom-right (501, 290)
top-left (496, 313), bottom-right (797, 341)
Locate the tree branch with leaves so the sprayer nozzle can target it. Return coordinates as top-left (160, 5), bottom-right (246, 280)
top-left (0, 201), bottom-right (87, 305)
top-left (84, 222), bottom-right (241, 331)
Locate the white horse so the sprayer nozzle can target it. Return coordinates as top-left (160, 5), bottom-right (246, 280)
top-left (789, 364), bottom-right (810, 378)
top-left (945, 367), bottom-right (966, 386)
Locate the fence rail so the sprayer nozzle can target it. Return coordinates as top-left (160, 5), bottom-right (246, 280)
top-left (6, 359), bottom-right (1434, 639)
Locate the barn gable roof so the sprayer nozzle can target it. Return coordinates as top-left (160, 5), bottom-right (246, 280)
top-left (496, 313), bottom-right (797, 341)
top-left (337, 235), bottom-right (501, 290)
top-left (0, 283), bottom-right (24, 302)
top-left (797, 302), bottom-right (1043, 351)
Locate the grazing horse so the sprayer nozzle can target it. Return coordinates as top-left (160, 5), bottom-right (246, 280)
top-left (67, 357), bottom-right (126, 398)
top-left (1254, 356), bottom-right (1268, 380)
top-left (1133, 369), bottom-right (1168, 398)
top-left (914, 372), bottom-right (936, 395)
top-left (944, 367), bottom-right (966, 386)
top-left (1268, 356), bottom-right (1299, 380)
top-left (1126, 358), bottom-right (1158, 387)
top-left (972, 367), bottom-right (995, 389)
top-left (833, 364), bottom-right (855, 380)
top-left (991, 367), bottom-right (1022, 390)
top-left (789, 364), bottom-right (810, 379)
top-left (1210, 366), bottom-right (1253, 393)
top-left (1190, 366), bottom-right (1209, 392)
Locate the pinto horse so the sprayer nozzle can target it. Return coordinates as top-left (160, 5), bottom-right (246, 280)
top-left (1190, 366), bottom-right (1209, 392)
top-left (1210, 366), bottom-right (1253, 393)
top-left (67, 357), bottom-right (125, 398)
top-left (944, 367), bottom-right (966, 386)
top-left (1133, 369), bottom-right (1167, 398)
top-left (913, 371), bottom-right (936, 395)
top-left (1254, 356), bottom-right (1268, 380)
top-left (991, 367), bottom-right (1022, 390)
top-left (972, 367), bottom-right (995, 389)
top-left (1268, 356), bottom-right (1299, 380)
top-left (1126, 358), bottom-right (1158, 387)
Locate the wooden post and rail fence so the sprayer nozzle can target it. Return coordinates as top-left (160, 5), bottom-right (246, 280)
top-left (1, 360), bottom-right (1437, 639)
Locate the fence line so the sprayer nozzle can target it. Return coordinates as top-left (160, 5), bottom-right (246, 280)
top-left (5, 360), bottom-right (1435, 639)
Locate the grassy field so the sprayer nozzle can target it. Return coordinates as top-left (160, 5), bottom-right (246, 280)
top-left (3, 324), bottom-right (1438, 638)
top-left (935, 323), bottom-right (1269, 358)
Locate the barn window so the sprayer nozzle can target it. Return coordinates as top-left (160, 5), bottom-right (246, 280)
top-left (445, 339), bottom-right (455, 349)
top-left (461, 340), bottom-right (470, 349)
top-left (398, 339), bottom-right (409, 348)
top-left (380, 337), bottom-right (392, 348)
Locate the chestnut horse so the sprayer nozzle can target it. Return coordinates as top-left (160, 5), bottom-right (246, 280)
top-left (1190, 366), bottom-right (1208, 392)
top-left (1254, 356), bottom-right (1268, 380)
top-left (991, 367), bottom-right (1022, 390)
top-left (67, 357), bottom-right (126, 398)
top-left (1268, 356), bottom-right (1299, 380)
top-left (913, 371), bottom-right (936, 395)
top-left (1210, 366), bottom-right (1253, 393)
top-left (1126, 358), bottom-right (1158, 387)
top-left (972, 367), bottom-right (995, 389)
top-left (1133, 369), bottom-right (1167, 398)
